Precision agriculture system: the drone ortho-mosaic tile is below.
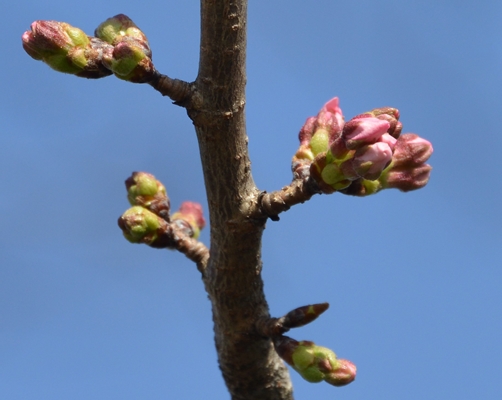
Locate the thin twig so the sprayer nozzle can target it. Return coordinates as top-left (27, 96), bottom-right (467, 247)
top-left (148, 70), bottom-right (193, 106)
top-left (251, 177), bottom-right (322, 221)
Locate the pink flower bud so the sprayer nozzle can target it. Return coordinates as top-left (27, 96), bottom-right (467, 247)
top-left (379, 132), bottom-right (398, 151)
top-left (298, 117), bottom-right (317, 146)
top-left (315, 97), bottom-right (344, 138)
top-left (382, 164), bottom-right (433, 192)
top-left (392, 134), bottom-right (433, 168)
top-left (343, 117), bottom-right (390, 150)
top-left (324, 359), bottom-right (357, 387)
top-left (321, 97), bottom-right (344, 129)
top-left (171, 202), bottom-right (206, 239)
top-left (352, 142), bottom-right (393, 180)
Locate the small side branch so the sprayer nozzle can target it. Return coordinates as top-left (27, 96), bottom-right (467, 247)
top-left (169, 227), bottom-right (210, 273)
top-left (148, 71), bottom-right (193, 106)
top-left (251, 177), bottom-right (322, 221)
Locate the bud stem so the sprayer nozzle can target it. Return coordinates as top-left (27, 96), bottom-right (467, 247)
top-left (148, 71), bottom-right (193, 106)
top-left (251, 176), bottom-right (321, 221)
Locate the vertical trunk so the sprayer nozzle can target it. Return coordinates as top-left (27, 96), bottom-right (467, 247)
top-left (185, 1), bottom-right (294, 399)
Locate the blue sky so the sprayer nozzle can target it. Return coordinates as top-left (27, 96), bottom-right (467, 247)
top-left (2, 1), bottom-right (501, 399)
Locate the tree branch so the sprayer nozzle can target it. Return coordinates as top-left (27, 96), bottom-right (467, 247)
top-left (250, 177), bottom-right (322, 221)
top-left (184, 1), bottom-right (293, 398)
top-left (148, 70), bottom-right (194, 106)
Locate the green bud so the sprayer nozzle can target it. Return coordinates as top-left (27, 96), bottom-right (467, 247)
top-left (309, 128), bottom-right (329, 157)
top-left (310, 153), bottom-right (352, 193)
top-left (118, 206), bottom-right (169, 247)
top-left (95, 14), bottom-right (149, 47)
top-left (102, 37), bottom-right (155, 82)
top-left (292, 341), bottom-right (316, 371)
top-left (22, 20), bottom-right (113, 79)
top-left (125, 172), bottom-right (170, 221)
top-left (273, 336), bottom-right (356, 387)
top-left (301, 366), bottom-right (325, 383)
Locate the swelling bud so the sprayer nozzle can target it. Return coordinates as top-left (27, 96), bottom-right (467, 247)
top-left (22, 20), bottom-right (112, 78)
top-left (125, 172), bottom-right (170, 221)
top-left (273, 336), bottom-right (356, 387)
top-left (118, 206), bottom-right (171, 248)
top-left (171, 202), bottom-right (206, 239)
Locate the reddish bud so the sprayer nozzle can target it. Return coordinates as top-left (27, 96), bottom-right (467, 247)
top-left (282, 303), bottom-right (330, 330)
top-left (171, 202), bottom-right (206, 239)
top-left (342, 116), bottom-right (390, 150)
top-left (324, 359), bottom-right (357, 387)
top-left (391, 134), bottom-right (433, 168)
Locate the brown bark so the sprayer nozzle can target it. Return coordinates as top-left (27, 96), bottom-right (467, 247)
top-left (183, 1), bottom-right (294, 398)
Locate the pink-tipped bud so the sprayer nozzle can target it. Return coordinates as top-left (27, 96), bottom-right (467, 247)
top-left (22, 20), bottom-right (113, 79)
top-left (298, 117), bottom-right (317, 146)
top-left (315, 97), bottom-right (344, 140)
top-left (391, 134), bottom-right (433, 168)
top-left (351, 142), bottom-right (393, 180)
top-left (343, 116), bottom-right (390, 150)
top-left (382, 163), bottom-right (433, 192)
top-left (273, 336), bottom-right (356, 387)
top-left (324, 359), bottom-right (357, 387)
top-left (171, 202), bottom-right (206, 239)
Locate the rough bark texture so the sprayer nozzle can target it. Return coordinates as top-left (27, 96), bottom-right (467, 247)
top-left (185, 1), bottom-right (294, 399)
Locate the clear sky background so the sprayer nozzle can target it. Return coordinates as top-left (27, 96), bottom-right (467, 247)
top-left (2, 1), bottom-right (501, 399)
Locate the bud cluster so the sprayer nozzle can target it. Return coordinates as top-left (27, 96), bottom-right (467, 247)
top-left (274, 336), bottom-right (356, 387)
top-left (292, 97), bottom-right (433, 195)
top-left (95, 14), bottom-right (154, 82)
top-left (22, 15), bottom-right (155, 82)
top-left (118, 172), bottom-right (206, 248)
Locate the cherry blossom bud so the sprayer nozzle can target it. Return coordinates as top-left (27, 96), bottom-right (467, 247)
top-left (391, 134), bottom-right (433, 168)
top-left (273, 336), bottom-right (356, 387)
top-left (376, 133), bottom-right (433, 192)
top-left (22, 20), bottom-right (112, 79)
top-left (351, 142), bottom-right (393, 180)
top-left (379, 132), bottom-right (398, 151)
top-left (342, 116), bottom-right (390, 150)
top-left (381, 164), bottom-right (433, 192)
top-left (95, 14), bottom-right (149, 49)
top-left (118, 206), bottom-right (172, 248)
top-left (318, 97), bottom-right (344, 131)
top-left (310, 153), bottom-right (351, 193)
top-left (171, 202), bottom-right (206, 239)
top-left (324, 359), bottom-right (357, 387)
top-left (298, 117), bottom-right (317, 146)
top-left (95, 14), bottom-right (154, 82)
top-left (125, 172), bottom-right (170, 221)
top-left (102, 37), bottom-right (154, 82)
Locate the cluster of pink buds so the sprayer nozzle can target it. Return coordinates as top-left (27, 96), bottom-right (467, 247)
top-left (22, 14), bottom-right (155, 82)
top-left (292, 98), bottom-right (433, 196)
